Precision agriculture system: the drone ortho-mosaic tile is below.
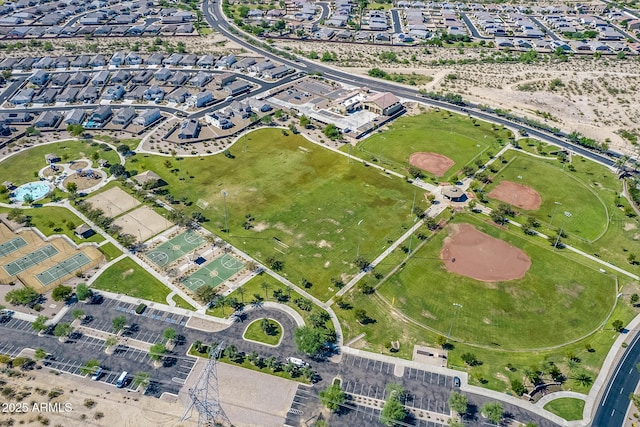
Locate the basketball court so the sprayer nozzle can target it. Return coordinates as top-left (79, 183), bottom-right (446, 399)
top-left (145, 230), bottom-right (206, 268)
top-left (182, 254), bottom-right (245, 291)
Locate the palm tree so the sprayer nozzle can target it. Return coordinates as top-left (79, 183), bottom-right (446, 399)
top-left (573, 371), bottom-right (593, 387)
top-left (261, 282), bottom-right (271, 299)
top-left (237, 287), bottom-right (246, 304)
top-left (216, 296), bottom-right (228, 316)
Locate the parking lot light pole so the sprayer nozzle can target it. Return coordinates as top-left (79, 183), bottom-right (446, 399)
top-left (549, 201), bottom-right (562, 229)
top-left (553, 211), bottom-right (572, 251)
top-left (221, 190), bottom-right (228, 234)
top-left (447, 303), bottom-right (463, 342)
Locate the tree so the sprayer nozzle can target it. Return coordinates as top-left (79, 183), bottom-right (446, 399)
top-left (66, 124), bottom-right (84, 137)
top-left (32, 315), bottom-right (48, 332)
top-left (80, 359), bottom-right (100, 375)
top-left (260, 281), bottom-right (271, 299)
top-left (436, 335), bottom-right (447, 348)
top-left (354, 308), bottom-right (369, 324)
top-left (193, 340), bottom-right (204, 353)
top-left (381, 386), bottom-right (406, 426)
top-left (34, 348), bottom-right (47, 361)
top-left (65, 182), bottom-right (78, 194)
top-left (52, 285), bottom-right (73, 302)
top-left (481, 402), bottom-right (503, 424)
top-left (109, 164), bottom-right (126, 177)
top-left (104, 336), bottom-right (117, 350)
top-left (353, 256), bottom-right (370, 271)
top-left (612, 319), bottom-right (625, 332)
top-left (461, 352), bottom-right (479, 366)
top-left (319, 384), bottom-right (345, 412)
top-left (75, 284), bottom-right (92, 301)
top-left (72, 309), bottom-right (85, 320)
top-left (163, 328), bottom-right (176, 343)
top-left (116, 144), bottom-right (130, 154)
top-left (5, 288), bottom-right (40, 306)
top-left (323, 124), bottom-right (340, 140)
top-left (265, 256), bottom-right (283, 271)
top-left (632, 294), bottom-right (639, 306)
top-left (54, 322), bottom-right (73, 338)
top-left (448, 392), bottom-right (468, 415)
top-left (195, 285), bottom-right (217, 305)
top-left (149, 342), bottom-right (166, 362)
top-left (511, 378), bottom-right (526, 396)
top-left (112, 315), bottom-right (127, 333)
top-left (132, 372), bottom-right (150, 390)
top-left (629, 253), bottom-right (637, 265)
top-left (299, 115), bottom-right (311, 128)
top-left (309, 311), bottom-right (330, 328)
top-left (573, 371), bottom-right (593, 387)
top-left (294, 326), bottom-right (326, 357)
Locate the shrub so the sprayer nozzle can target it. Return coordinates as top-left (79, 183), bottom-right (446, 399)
top-left (135, 303), bottom-right (147, 314)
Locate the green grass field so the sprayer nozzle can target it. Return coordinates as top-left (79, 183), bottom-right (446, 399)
top-left (0, 140), bottom-right (120, 186)
top-left (98, 242), bottom-right (121, 261)
top-left (243, 318), bottom-right (282, 346)
top-left (484, 152), bottom-right (609, 242)
top-left (0, 206), bottom-right (104, 245)
top-left (92, 257), bottom-right (170, 303)
top-left (345, 110), bottom-right (511, 180)
top-left (544, 398), bottom-right (585, 421)
top-left (377, 213), bottom-right (616, 350)
top-left (172, 294), bottom-right (196, 310)
top-left (130, 129), bottom-right (424, 301)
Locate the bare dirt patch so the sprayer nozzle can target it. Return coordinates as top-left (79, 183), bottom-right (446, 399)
top-left (487, 181), bottom-right (542, 210)
top-left (409, 152), bottom-right (455, 177)
top-left (62, 172), bottom-right (103, 191)
top-left (624, 222), bottom-right (637, 231)
top-left (440, 223), bottom-right (531, 282)
top-left (69, 160), bottom-right (90, 170)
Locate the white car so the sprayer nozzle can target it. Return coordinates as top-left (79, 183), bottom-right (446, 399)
top-left (286, 357), bottom-right (308, 368)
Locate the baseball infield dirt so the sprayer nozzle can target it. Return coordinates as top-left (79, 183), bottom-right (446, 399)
top-left (440, 223), bottom-right (531, 282)
top-left (409, 152), bottom-right (455, 177)
top-left (487, 181), bottom-right (542, 210)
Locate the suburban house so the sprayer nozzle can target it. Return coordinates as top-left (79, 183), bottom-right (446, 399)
top-left (154, 67), bottom-right (172, 81)
top-left (29, 69), bottom-right (49, 85)
top-left (89, 105), bottom-right (112, 124)
top-left (206, 112), bottom-right (234, 129)
top-left (112, 107), bottom-right (136, 126)
top-left (143, 85), bottom-right (165, 101)
top-left (187, 91), bottom-right (213, 108)
top-left (34, 111), bottom-right (61, 128)
top-left (132, 108), bottom-right (161, 127)
top-left (224, 81), bottom-right (252, 96)
top-left (166, 87), bottom-right (191, 104)
top-left (11, 88), bottom-right (35, 105)
top-left (102, 85), bottom-right (125, 101)
top-left (64, 109), bottom-right (86, 125)
top-left (177, 119), bottom-right (201, 139)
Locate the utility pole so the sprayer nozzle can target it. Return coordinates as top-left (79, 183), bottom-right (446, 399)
top-left (221, 190), bottom-right (229, 234)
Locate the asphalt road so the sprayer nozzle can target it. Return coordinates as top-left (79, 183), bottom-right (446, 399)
top-left (202, 0), bottom-right (620, 172)
top-left (390, 9), bottom-right (403, 34)
top-left (458, 12), bottom-right (492, 40)
top-left (591, 331), bottom-right (640, 426)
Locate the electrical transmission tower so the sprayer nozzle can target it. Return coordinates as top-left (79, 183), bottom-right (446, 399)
top-left (181, 342), bottom-right (231, 427)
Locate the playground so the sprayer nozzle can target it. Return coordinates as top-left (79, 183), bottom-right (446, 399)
top-left (182, 253), bottom-right (245, 291)
top-left (145, 230), bottom-right (206, 268)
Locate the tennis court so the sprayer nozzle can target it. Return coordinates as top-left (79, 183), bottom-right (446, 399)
top-left (0, 237), bottom-right (27, 257)
top-left (36, 253), bottom-right (91, 286)
top-left (182, 254), bottom-right (245, 291)
top-left (145, 230), bottom-right (206, 267)
top-left (3, 244), bottom-right (59, 276)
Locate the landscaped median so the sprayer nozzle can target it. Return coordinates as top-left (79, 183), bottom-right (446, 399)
top-left (243, 318), bottom-right (283, 346)
top-left (188, 342), bottom-right (314, 383)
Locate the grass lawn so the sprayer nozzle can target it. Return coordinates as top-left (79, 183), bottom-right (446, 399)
top-left (0, 206), bottom-right (104, 245)
top-left (93, 135), bottom-right (140, 151)
top-left (98, 242), bottom-right (122, 261)
top-left (377, 213), bottom-right (617, 350)
top-left (92, 257), bottom-right (170, 303)
top-left (0, 140), bottom-right (120, 186)
top-left (345, 110), bottom-right (511, 181)
top-left (544, 398), bottom-right (585, 421)
top-left (483, 152), bottom-right (608, 242)
top-left (207, 274), bottom-right (333, 330)
top-left (130, 128), bottom-right (424, 301)
top-left (172, 294), bottom-right (195, 310)
top-left (243, 318), bottom-right (282, 346)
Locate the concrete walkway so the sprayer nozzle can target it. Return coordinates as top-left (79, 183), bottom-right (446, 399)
top-left (536, 391), bottom-right (588, 407)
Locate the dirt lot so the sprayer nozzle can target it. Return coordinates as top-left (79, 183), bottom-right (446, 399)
top-left (487, 181), bottom-right (542, 210)
top-left (440, 223), bottom-right (531, 282)
top-left (112, 206), bottom-right (170, 243)
top-left (409, 152), bottom-right (455, 177)
top-left (86, 187), bottom-right (141, 218)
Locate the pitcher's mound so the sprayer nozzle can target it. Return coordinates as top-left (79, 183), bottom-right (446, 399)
top-left (441, 223), bottom-right (531, 282)
top-left (488, 181), bottom-right (542, 210)
top-left (409, 152), bottom-right (455, 177)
